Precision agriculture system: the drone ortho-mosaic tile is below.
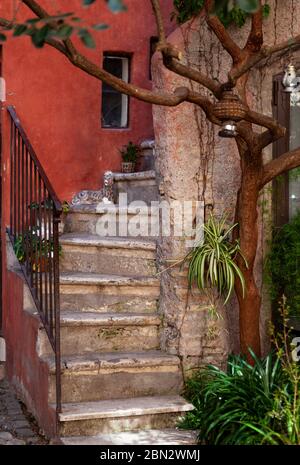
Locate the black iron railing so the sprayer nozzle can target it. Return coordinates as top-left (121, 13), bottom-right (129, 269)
top-left (7, 106), bottom-right (62, 427)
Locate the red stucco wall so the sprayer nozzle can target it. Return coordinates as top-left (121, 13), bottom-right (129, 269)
top-left (0, 0), bottom-right (174, 207)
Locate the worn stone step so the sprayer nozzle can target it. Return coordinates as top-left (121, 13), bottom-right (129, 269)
top-left (57, 395), bottom-right (194, 436)
top-left (113, 170), bottom-right (158, 205)
top-left (45, 351), bottom-right (182, 403)
top-left (63, 204), bottom-right (158, 238)
top-left (60, 234), bottom-right (157, 276)
top-left (59, 272), bottom-right (160, 313)
top-left (38, 312), bottom-right (161, 356)
top-left (61, 429), bottom-right (197, 445)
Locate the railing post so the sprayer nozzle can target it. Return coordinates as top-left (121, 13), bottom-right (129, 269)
top-left (53, 209), bottom-right (61, 434)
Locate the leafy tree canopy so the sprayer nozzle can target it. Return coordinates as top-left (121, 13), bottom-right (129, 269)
top-left (0, 0), bottom-right (268, 48)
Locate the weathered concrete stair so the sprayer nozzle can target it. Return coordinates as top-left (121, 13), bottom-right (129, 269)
top-left (60, 234), bottom-right (157, 276)
top-left (63, 204), bottom-right (158, 238)
top-left (39, 312), bottom-right (161, 356)
top-left (45, 351), bottom-right (183, 403)
top-left (52, 178), bottom-right (195, 444)
top-left (61, 429), bottom-right (197, 445)
top-left (56, 396), bottom-right (193, 437)
top-left (113, 170), bottom-right (158, 205)
top-left (59, 271), bottom-right (160, 313)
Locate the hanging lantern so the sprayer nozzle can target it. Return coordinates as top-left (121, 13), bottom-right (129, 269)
top-left (282, 64), bottom-right (300, 93)
top-left (213, 90), bottom-right (247, 138)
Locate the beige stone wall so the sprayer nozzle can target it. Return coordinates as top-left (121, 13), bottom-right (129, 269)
top-left (152, 1), bottom-right (300, 372)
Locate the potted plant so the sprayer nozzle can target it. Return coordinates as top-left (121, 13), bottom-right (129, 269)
top-left (119, 141), bottom-right (141, 173)
top-left (13, 228), bottom-right (61, 272)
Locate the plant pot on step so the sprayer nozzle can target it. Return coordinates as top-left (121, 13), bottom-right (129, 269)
top-left (119, 141), bottom-right (141, 174)
top-left (121, 161), bottom-right (136, 173)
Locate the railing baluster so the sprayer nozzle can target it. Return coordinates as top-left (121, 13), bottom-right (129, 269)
top-left (13, 127), bottom-right (17, 239)
top-left (17, 132), bottom-right (21, 238)
top-left (48, 199), bottom-right (54, 338)
top-left (7, 106), bottom-right (62, 433)
top-left (38, 174), bottom-right (43, 319)
top-left (10, 119), bottom-right (13, 235)
top-left (21, 141), bottom-right (25, 238)
top-left (25, 149), bottom-right (29, 276)
top-left (29, 157), bottom-right (34, 287)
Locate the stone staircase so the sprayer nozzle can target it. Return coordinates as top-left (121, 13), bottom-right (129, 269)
top-left (39, 170), bottom-right (195, 445)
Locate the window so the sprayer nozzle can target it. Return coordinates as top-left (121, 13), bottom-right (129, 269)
top-left (149, 37), bottom-right (159, 80)
top-left (102, 55), bottom-right (130, 128)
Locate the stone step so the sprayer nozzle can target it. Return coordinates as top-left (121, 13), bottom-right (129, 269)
top-left (63, 204), bottom-right (159, 238)
top-left (45, 351), bottom-right (182, 403)
top-left (38, 312), bottom-right (161, 356)
top-left (113, 170), bottom-right (158, 205)
top-left (57, 395), bottom-right (194, 436)
top-left (59, 272), bottom-right (160, 313)
top-left (60, 234), bottom-right (157, 277)
top-left (61, 429), bottom-right (197, 445)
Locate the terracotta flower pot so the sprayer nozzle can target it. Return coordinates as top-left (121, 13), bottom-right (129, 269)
top-left (121, 162), bottom-right (135, 173)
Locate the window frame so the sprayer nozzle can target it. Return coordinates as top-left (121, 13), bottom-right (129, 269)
top-left (101, 53), bottom-right (131, 129)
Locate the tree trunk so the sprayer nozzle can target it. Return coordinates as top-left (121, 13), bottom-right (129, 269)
top-left (234, 149), bottom-right (262, 359)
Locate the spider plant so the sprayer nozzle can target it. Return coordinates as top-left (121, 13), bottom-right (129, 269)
top-left (185, 214), bottom-right (247, 304)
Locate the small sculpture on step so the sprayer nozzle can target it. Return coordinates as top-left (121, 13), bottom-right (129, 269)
top-left (71, 171), bottom-right (114, 206)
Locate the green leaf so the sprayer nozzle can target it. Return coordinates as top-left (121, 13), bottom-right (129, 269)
top-left (0, 33), bottom-right (7, 42)
top-left (57, 24), bottom-right (74, 39)
top-left (83, 0), bottom-right (96, 5)
top-left (236, 0), bottom-right (259, 13)
top-left (92, 23), bottom-right (109, 30)
top-left (13, 24), bottom-right (28, 37)
top-left (31, 24), bottom-right (50, 48)
top-left (107, 0), bottom-right (127, 13)
top-left (79, 29), bottom-right (96, 48)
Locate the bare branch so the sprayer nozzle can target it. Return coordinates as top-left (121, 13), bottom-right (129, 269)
top-left (17, 0), bottom-right (197, 106)
top-left (186, 91), bottom-right (221, 125)
top-left (244, 110), bottom-right (285, 135)
top-left (162, 55), bottom-right (222, 97)
top-left (150, 0), bottom-right (166, 44)
top-left (244, 2), bottom-right (263, 53)
top-left (204, 0), bottom-right (242, 62)
top-left (229, 35), bottom-right (300, 85)
top-left (261, 147), bottom-right (300, 187)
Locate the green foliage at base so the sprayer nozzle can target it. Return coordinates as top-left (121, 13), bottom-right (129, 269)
top-left (180, 299), bottom-right (300, 445)
top-left (265, 210), bottom-right (300, 316)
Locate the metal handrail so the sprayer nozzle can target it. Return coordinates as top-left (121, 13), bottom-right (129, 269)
top-left (7, 106), bottom-right (62, 432)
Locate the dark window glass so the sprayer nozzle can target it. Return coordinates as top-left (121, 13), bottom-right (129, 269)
top-left (102, 56), bottom-right (129, 128)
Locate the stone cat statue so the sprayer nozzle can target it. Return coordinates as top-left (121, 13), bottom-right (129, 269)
top-left (71, 171), bottom-right (114, 205)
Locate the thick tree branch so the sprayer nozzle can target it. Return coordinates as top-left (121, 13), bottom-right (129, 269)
top-left (162, 55), bottom-right (221, 97)
top-left (186, 91), bottom-right (221, 125)
top-left (261, 147), bottom-right (300, 187)
top-left (150, 0), bottom-right (221, 96)
top-left (150, 0), bottom-right (166, 44)
top-left (244, 2), bottom-right (263, 53)
top-left (204, 0), bottom-right (242, 62)
top-left (17, 0), bottom-right (205, 107)
top-left (244, 110), bottom-right (285, 135)
top-left (229, 34), bottom-right (300, 85)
